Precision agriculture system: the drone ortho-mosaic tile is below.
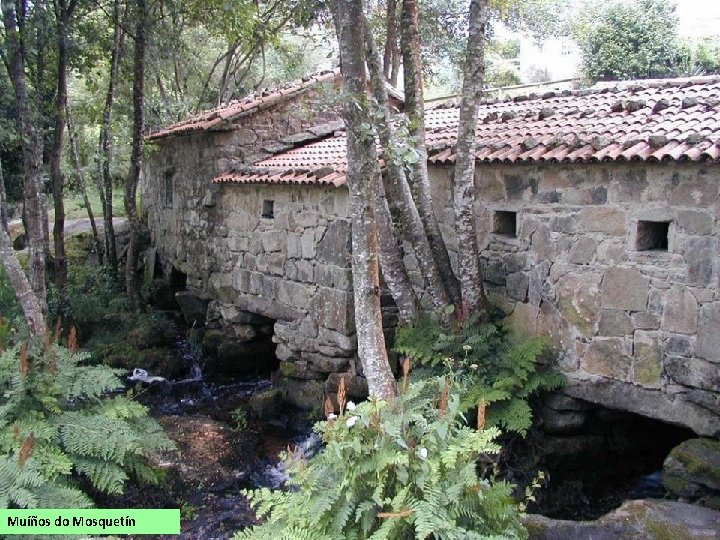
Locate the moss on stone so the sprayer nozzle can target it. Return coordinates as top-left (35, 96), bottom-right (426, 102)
top-left (645, 519), bottom-right (694, 540)
top-left (671, 438), bottom-right (720, 486)
top-left (278, 361), bottom-right (299, 378)
top-left (558, 296), bottom-right (594, 336)
top-left (662, 473), bottom-right (697, 498)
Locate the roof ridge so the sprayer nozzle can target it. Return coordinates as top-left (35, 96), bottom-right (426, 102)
top-left (430, 75), bottom-right (720, 110)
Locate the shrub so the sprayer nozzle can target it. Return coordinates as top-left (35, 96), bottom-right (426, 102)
top-left (395, 316), bottom-right (563, 435)
top-left (0, 340), bottom-right (175, 508)
top-left (236, 376), bottom-right (526, 540)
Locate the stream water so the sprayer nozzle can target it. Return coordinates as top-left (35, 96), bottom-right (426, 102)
top-left (104, 334), bottom-right (684, 538)
top-left (103, 336), bottom-right (316, 539)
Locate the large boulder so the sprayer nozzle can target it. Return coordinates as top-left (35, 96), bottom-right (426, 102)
top-left (663, 438), bottom-right (720, 509)
top-left (524, 499), bottom-right (720, 539)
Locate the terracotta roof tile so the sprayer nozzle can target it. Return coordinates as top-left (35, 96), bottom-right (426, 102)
top-left (146, 69), bottom-right (341, 141)
top-left (213, 76), bottom-right (720, 187)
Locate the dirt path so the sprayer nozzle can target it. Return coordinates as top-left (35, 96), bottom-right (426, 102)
top-left (9, 216), bottom-right (128, 237)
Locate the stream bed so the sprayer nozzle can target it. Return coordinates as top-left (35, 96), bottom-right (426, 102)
top-left (102, 335), bottom-right (685, 538)
top-left (101, 337), bottom-right (315, 539)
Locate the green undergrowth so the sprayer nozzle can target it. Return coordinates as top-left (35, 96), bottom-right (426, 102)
top-left (237, 314), bottom-right (560, 539)
top-left (395, 315), bottom-right (564, 436)
top-left (0, 340), bottom-right (175, 508)
top-left (238, 376), bottom-right (526, 540)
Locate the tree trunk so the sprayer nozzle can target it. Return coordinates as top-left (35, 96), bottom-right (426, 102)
top-left (0, 159), bottom-right (8, 233)
top-left (373, 164), bottom-right (419, 323)
top-left (49, 1), bottom-right (75, 289)
top-left (363, 20), bottom-right (450, 311)
top-left (98, 0), bottom-right (124, 269)
top-left (66, 107), bottom-right (103, 264)
top-left (333, 0), bottom-right (396, 401)
top-left (0, 160), bottom-right (47, 336)
top-left (2, 0), bottom-right (47, 311)
top-left (400, 0), bottom-right (461, 308)
top-left (124, 0), bottom-right (146, 311)
top-left (452, 0), bottom-right (489, 320)
top-left (382, 0), bottom-right (400, 86)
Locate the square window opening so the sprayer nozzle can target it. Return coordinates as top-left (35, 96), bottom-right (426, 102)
top-left (636, 220), bottom-right (670, 251)
top-left (262, 200), bottom-right (275, 219)
top-left (494, 210), bottom-right (517, 238)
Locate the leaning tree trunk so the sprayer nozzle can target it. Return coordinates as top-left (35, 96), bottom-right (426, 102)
top-left (2, 0), bottom-right (47, 311)
top-left (452, 0), bottom-right (489, 320)
top-left (363, 20), bottom-right (450, 312)
top-left (400, 0), bottom-right (461, 309)
top-left (333, 0), bottom-right (396, 400)
top-left (0, 169), bottom-right (47, 336)
top-left (98, 0), bottom-right (124, 269)
top-left (124, 0), bottom-right (147, 310)
top-left (67, 107), bottom-right (103, 264)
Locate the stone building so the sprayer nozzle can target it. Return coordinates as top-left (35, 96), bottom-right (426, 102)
top-left (144, 74), bottom-right (720, 436)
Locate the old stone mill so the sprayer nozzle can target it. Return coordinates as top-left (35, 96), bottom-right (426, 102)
top-left (142, 68), bottom-right (720, 439)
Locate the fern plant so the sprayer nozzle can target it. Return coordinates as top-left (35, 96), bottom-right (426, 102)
top-left (395, 316), bottom-right (563, 435)
top-left (236, 376), bottom-right (526, 540)
top-left (0, 340), bottom-right (175, 508)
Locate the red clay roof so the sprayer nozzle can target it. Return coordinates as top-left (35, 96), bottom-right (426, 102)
top-left (213, 76), bottom-right (720, 187)
top-left (146, 69), bottom-right (341, 141)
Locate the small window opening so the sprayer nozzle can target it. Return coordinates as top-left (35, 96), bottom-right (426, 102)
top-left (494, 210), bottom-right (517, 237)
top-left (262, 199), bottom-right (275, 219)
top-left (636, 220), bottom-right (670, 251)
top-left (164, 170), bottom-right (174, 208)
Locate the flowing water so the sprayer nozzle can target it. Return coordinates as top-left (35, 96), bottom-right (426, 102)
top-left (103, 336), bottom-right (316, 539)
top-left (107, 335), bottom-right (684, 537)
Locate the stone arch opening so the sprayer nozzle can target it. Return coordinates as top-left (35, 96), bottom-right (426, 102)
top-left (202, 301), bottom-right (280, 381)
top-left (516, 393), bottom-right (695, 520)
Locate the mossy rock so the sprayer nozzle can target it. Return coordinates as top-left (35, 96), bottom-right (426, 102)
top-left (663, 438), bottom-right (720, 501)
top-left (100, 342), bottom-right (184, 380)
top-left (247, 388), bottom-right (286, 420)
top-left (523, 499), bottom-right (720, 539)
top-left (126, 316), bottom-right (179, 349)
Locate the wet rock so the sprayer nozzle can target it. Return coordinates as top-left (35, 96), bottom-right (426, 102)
top-left (663, 438), bottom-right (720, 509)
top-left (247, 388), bottom-right (286, 420)
top-left (524, 499), bottom-right (720, 539)
top-left (279, 378), bottom-right (324, 410)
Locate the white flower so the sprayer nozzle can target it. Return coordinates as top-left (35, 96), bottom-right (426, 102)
top-left (346, 416), bottom-right (358, 428)
top-left (418, 447), bottom-right (428, 459)
top-left (327, 413), bottom-right (337, 420)
top-left (346, 401), bottom-right (356, 411)
top-left (470, 363), bottom-right (478, 370)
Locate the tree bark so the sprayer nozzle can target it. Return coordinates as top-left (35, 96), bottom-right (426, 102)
top-left (66, 106), bottom-right (103, 264)
top-left (333, 0), bottom-right (396, 400)
top-left (2, 0), bottom-right (47, 311)
top-left (124, 0), bottom-right (146, 311)
top-left (452, 0), bottom-right (489, 320)
top-left (98, 0), bottom-right (124, 269)
top-left (49, 0), bottom-right (77, 289)
top-left (400, 0), bottom-right (461, 308)
top-left (0, 160), bottom-right (46, 336)
top-left (363, 21), bottom-right (450, 312)
top-left (382, 0), bottom-right (400, 86)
